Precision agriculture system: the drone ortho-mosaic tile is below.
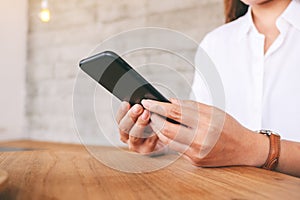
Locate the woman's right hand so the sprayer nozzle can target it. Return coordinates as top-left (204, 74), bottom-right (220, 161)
top-left (116, 101), bottom-right (165, 154)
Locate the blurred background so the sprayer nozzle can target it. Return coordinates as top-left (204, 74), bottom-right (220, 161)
top-left (0, 0), bottom-right (223, 144)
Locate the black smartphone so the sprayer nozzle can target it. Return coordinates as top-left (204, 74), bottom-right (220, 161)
top-left (79, 51), bottom-right (179, 124)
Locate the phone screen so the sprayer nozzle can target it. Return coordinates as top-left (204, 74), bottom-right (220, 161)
top-left (79, 51), bottom-right (170, 105)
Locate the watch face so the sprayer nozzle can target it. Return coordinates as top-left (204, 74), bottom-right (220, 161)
top-left (260, 130), bottom-right (280, 137)
top-left (260, 130), bottom-right (272, 136)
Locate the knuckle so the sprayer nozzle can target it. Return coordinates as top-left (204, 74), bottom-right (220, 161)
top-left (190, 142), bottom-right (201, 150)
top-left (116, 103), bottom-right (129, 122)
top-left (130, 136), bottom-right (142, 145)
top-left (159, 135), bottom-right (171, 145)
top-left (146, 135), bottom-right (158, 145)
top-left (160, 124), bottom-right (172, 136)
top-left (128, 145), bottom-right (137, 152)
top-left (136, 117), bottom-right (148, 127)
top-left (168, 106), bottom-right (181, 121)
top-left (128, 143), bottom-right (141, 153)
top-left (118, 124), bottom-right (130, 134)
top-left (152, 104), bottom-right (163, 113)
top-left (115, 111), bottom-right (120, 121)
top-left (129, 111), bottom-right (138, 121)
top-left (120, 136), bottom-right (128, 144)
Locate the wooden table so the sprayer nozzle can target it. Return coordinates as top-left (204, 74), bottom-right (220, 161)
top-left (0, 141), bottom-right (299, 200)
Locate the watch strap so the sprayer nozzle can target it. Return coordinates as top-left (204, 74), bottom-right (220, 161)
top-left (259, 130), bottom-right (281, 170)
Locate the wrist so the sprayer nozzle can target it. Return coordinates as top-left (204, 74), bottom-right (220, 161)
top-left (244, 129), bottom-right (270, 167)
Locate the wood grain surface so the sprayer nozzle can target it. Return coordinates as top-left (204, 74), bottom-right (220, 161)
top-left (0, 140), bottom-right (299, 200)
top-left (0, 169), bottom-right (8, 193)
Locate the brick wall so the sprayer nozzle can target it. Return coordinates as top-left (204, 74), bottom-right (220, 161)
top-left (27, 0), bottom-right (224, 144)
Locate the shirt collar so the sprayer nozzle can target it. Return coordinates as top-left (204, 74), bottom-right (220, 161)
top-left (238, 7), bottom-right (256, 40)
top-left (281, 0), bottom-right (300, 31)
top-left (239, 0), bottom-right (300, 40)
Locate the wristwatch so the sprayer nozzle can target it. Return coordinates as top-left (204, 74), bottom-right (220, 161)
top-left (258, 130), bottom-right (281, 170)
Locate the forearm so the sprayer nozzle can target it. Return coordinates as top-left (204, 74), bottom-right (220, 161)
top-left (276, 140), bottom-right (300, 177)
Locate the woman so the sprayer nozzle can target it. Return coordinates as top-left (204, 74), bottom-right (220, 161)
top-left (116, 0), bottom-right (300, 177)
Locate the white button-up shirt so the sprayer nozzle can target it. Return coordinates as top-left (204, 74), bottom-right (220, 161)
top-left (191, 0), bottom-right (300, 141)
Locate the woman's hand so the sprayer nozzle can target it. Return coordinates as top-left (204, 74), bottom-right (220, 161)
top-left (115, 101), bottom-right (165, 155)
top-left (141, 99), bottom-right (270, 167)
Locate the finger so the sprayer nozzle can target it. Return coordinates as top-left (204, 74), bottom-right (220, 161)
top-left (145, 139), bottom-right (169, 157)
top-left (169, 99), bottom-right (221, 133)
top-left (129, 122), bottom-right (159, 154)
top-left (154, 130), bottom-right (202, 166)
top-left (115, 101), bottom-right (130, 124)
top-left (136, 134), bottom-right (159, 155)
top-left (175, 99), bottom-right (225, 136)
top-left (150, 113), bottom-right (197, 146)
top-left (119, 104), bottom-right (143, 133)
top-left (118, 104), bottom-right (143, 143)
top-left (116, 102), bottom-right (130, 143)
top-left (128, 110), bottom-right (150, 146)
top-left (129, 109), bottom-right (150, 138)
top-left (154, 128), bottom-right (190, 154)
top-left (141, 99), bottom-right (199, 127)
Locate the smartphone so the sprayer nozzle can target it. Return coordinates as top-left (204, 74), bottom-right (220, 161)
top-left (79, 51), bottom-right (179, 124)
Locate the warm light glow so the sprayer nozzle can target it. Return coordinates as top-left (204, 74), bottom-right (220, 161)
top-left (40, 8), bottom-right (50, 22)
top-left (40, 0), bottom-right (50, 23)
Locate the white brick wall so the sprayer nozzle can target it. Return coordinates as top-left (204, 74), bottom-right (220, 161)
top-left (27, 0), bottom-right (224, 144)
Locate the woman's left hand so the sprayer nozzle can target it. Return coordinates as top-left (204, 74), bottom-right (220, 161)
top-left (141, 98), bottom-right (269, 167)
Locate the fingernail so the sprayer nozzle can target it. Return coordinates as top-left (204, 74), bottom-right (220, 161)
top-left (133, 105), bottom-right (141, 114)
top-left (141, 99), bottom-right (151, 108)
top-left (141, 110), bottom-right (149, 120)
